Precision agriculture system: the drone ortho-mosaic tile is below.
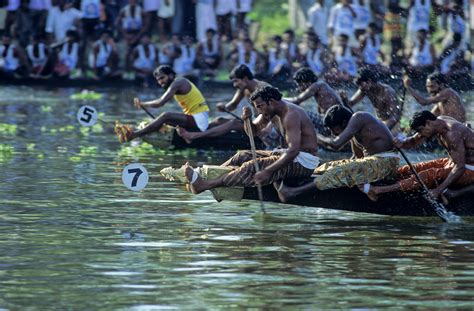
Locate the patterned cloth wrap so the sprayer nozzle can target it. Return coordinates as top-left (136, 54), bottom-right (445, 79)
top-left (398, 157), bottom-right (474, 192)
top-left (313, 155), bottom-right (400, 190)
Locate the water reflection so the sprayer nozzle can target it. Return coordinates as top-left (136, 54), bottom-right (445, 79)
top-left (0, 86), bottom-right (473, 309)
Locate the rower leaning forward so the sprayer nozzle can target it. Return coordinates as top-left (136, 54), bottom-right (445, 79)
top-left (369, 111), bottom-right (474, 202)
top-left (176, 64), bottom-right (281, 148)
top-left (404, 72), bottom-right (466, 123)
top-left (275, 105), bottom-right (400, 202)
top-left (339, 67), bottom-right (402, 133)
top-left (115, 65), bottom-right (210, 143)
top-left (182, 86), bottom-right (320, 193)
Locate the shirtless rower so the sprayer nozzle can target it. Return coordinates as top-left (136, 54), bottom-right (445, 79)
top-left (369, 111), bottom-right (474, 200)
top-left (404, 72), bottom-right (466, 123)
top-left (285, 67), bottom-right (343, 133)
top-left (115, 65), bottom-right (209, 143)
top-left (339, 67), bottom-right (402, 132)
top-left (182, 86), bottom-right (320, 193)
top-left (275, 105), bottom-right (400, 202)
top-left (177, 64), bottom-right (272, 144)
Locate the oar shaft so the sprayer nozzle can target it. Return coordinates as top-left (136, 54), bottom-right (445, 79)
top-left (244, 118), bottom-right (266, 214)
top-left (224, 109), bottom-right (243, 122)
top-left (141, 105), bottom-right (156, 119)
top-left (397, 148), bottom-right (448, 222)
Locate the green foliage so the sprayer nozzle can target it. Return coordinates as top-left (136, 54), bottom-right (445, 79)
top-left (247, 0), bottom-right (290, 45)
top-left (0, 123), bottom-right (18, 135)
top-left (0, 144), bottom-right (14, 162)
top-left (117, 142), bottom-right (200, 159)
top-left (70, 90), bottom-right (103, 101)
top-left (40, 105), bottom-right (52, 113)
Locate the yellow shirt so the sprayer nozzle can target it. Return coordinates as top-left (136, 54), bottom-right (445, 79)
top-left (173, 81), bottom-right (208, 115)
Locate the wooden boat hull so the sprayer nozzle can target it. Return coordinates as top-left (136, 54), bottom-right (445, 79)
top-left (159, 164), bottom-right (472, 217)
top-left (142, 128), bottom-right (265, 151)
top-left (241, 182), bottom-right (474, 217)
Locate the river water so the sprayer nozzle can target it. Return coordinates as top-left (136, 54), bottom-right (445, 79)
top-left (1, 85), bottom-right (473, 309)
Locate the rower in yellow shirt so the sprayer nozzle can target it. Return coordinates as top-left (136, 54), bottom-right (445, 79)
top-left (115, 65), bottom-right (209, 143)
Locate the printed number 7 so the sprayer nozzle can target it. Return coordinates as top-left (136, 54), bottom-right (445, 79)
top-left (80, 107), bottom-right (95, 123)
top-left (128, 168), bottom-right (143, 187)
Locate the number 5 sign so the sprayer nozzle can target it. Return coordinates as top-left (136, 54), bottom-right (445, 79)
top-left (122, 163), bottom-right (149, 191)
top-left (77, 105), bottom-right (98, 126)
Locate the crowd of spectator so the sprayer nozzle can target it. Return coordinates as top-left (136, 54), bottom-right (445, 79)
top-left (0, 0), bottom-right (471, 86)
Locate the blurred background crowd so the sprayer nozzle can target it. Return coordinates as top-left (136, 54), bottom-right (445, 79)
top-left (0, 0), bottom-right (471, 86)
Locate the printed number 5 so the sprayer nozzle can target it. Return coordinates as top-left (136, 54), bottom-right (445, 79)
top-left (80, 107), bottom-right (95, 123)
top-left (77, 105), bottom-right (98, 127)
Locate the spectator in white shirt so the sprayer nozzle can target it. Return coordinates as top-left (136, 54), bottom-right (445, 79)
top-left (236, 0), bottom-right (252, 32)
top-left (328, 0), bottom-right (357, 48)
top-left (142, 0), bottom-right (160, 36)
top-left (4, 0), bottom-right (20, 35)
top-left (158, 0), bottom-right (174, 43)
top-left (215, 0), bottom-right (236, 41)
top-left (45, 0), bottom-right (83, 42)
top-left (307, 0), bottom-right (330, 46)
top-left (29, 0), bottom-right (51, 37)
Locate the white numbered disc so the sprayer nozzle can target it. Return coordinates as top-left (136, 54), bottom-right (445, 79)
top-left (77, 105), bottom-right (98, 127)
top-left (122, 163), bottom-right (149, 191)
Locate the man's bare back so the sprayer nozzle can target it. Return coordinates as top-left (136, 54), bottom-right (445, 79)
top-left (312, 82), bottom-right (343, 114)
top-left (347, 112), bottom-right (394, 156)
top-left (433, 89), bottom-right (466, 123)
top-left (365, 83), bottom-right (401, 125)
top-left (437, 116), bottom-right (474, 164)
top-left (280, 102), bottom-right (319, 154)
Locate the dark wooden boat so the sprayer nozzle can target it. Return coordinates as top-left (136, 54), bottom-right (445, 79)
top-left (241, 181), bottom-right (474, 217)
top-left (142, 128), bottom-right (265, 151)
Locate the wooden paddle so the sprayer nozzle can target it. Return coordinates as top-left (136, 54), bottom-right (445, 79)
top-left (140, 105), bottom-right (156, 119)
top-left (244, 117), bottom-right (266, 214)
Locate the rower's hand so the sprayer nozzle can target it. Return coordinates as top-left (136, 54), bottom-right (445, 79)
top-left (242, 107), bottom-right (252, 120)
top-left (430, 187), bottom-right (444, 199)
top-left (216, 102), bottom-right (227, 112)
top-left (403, 76), bottom-right (411, 88)
top-left (339, 90), bottom-right (348, 102)
top-left (254, 169), bottom-right (271, 185)
top-left (392, 136), bottom-right (405, 149)
top-left (133, 97), bottom-right (143, 109)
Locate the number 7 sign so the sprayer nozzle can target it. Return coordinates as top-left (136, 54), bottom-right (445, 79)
top-left (122, 163), bottom-right (149, 191)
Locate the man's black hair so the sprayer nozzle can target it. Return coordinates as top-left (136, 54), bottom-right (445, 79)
top-left (410, 110), bottom-right (437, 131)
top-left (427, 72), bottom-right (446, 86)
top-left (272, 35), bottom-right (282, 42)
top-left (153, 65), bottom-right (176, 77)
top-left (66, 30), bottom-right (79, 41)
top-left (294, 67), bottom-right (318, 84)
top-left (205, 28), bottom-right (216, 35)
top-left (229, 64), bottom-right (253, 80)
top-left (324, 105), bottom-right (353, 128)
top-left (355, 67), bottom-right (377, 85)
top-left (339, 33), bottom-right (349, 40)
top-left (283, 29), bottom-right (295, 37)
top-left (249, 86), bottom-right (282, 103)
